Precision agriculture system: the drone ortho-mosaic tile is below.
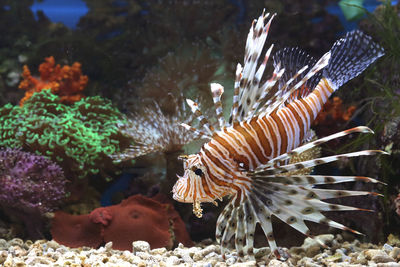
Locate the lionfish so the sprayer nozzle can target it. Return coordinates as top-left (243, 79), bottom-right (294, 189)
top-left (172, 11), bottom-right (385, 259)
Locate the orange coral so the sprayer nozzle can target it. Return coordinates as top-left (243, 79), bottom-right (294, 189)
top-left (18, 56), bottom-right (88, 106)
top-left (313, 97), bottom-right (356, 125)
top-left (312, 96), bottom-right (356, 136)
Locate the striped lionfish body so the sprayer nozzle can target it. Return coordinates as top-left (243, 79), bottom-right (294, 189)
top-left (172, 11), bottom-right (385, 259)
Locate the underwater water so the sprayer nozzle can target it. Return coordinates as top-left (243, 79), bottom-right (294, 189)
top-left (0, 0), bottom-right (400, 265)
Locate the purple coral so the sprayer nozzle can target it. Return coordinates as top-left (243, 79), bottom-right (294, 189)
top-left (0, 148), bottom-right (66, 238)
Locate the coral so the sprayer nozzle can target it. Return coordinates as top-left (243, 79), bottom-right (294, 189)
top-left (0, 148), bottom-right (66, 238)
top-left (18, 56), bottom-right (88, 106)
top-left (0, 148), bottom-right (66, 213)
top-left (112, 96), bottom-right (203, 196)
top-left (112, 100), bottom-right (196, 161)
top-left (51, 194), bottom-right (192, 250)
top-left (0, 90), bottom-right (132, 182)
top-left (312, 96), bottom-right (356, 136)
top-left (130, 42), bottom-right (223, 113)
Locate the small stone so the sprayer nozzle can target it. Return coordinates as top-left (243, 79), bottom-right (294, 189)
top-left (225, 255), bottom-right (237, 265)
top-left (3, 254), bottom-right (13, 267)
top-left (9, 238), bottom-right (24, 247)
top-left (267, 259), bottom-right (290, 267)
top-left (193, 245), bottom-right (219, 261)
top-left (105, 241), bottom-right (113, 251)
top-left (254, 247), bottom-right (271, 258)
top-left (46, 240), bottom-right (60, 250)
top-left (132, 241), bottom-right (150, 253)
top-left (151, 247), bottom-right (167, 255)
top-left (388, 235), bottom-right (400, 247)
top-left (302, 234), bottom-right (334, 257)
top-left (373, 254), bottom-right (396, 263)
top-left (389, 247), bottom-right (400, 261)
top-left (166, 255), bottom-right (181, 265)
top-left (231, 261), bottom-right (257, 267)
top-left (354, 252), bottom-right (368, 265)
top-left (377, 263), bottom-right (400, 267)
top-left (136, 251), bottom-right (150, 260)
top-left (365, 249), bottom-right (395, 263)
top-left (384, 243), bottom-right (394, 252)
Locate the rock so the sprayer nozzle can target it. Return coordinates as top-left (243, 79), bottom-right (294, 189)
top-left (132, 241), bottom-right (150, 253)
top-left (388, 234), bottom-right (400, 247)
top-left (364, 249), bottom-right (395, 263)
top-left (193, 245), bottom-right (219, 261)
top-left (105, 241), bottom-right (113, 251)
top-left (151, 247), bottom-right (167, 255)
top-left (389, 247), bottom-right (400, 261)
top-left (376, 263), bottom-right (400, 267)
top-left (231, 261), bottom-right (257, 267)
top-left (254, 247), bottom-right (271, 258)
top-left (384, 243), bottom-right (394, 253)
top-left (302, 234), bottom-right (334, 257)
top-left (165, 255), bottom-right (181, 265)
top-left (268, 259), bottom-right (290, 267)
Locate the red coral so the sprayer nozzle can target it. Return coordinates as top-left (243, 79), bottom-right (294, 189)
top-left (312, 96), bottom-right (356, 136)
top-left (18, 56), bottom-right (88, 106)
top-left (51, 194), bottom-right (192, 250)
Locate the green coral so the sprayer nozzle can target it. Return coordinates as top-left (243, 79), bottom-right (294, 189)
top-left (0, 89), bottom-right (132, 181)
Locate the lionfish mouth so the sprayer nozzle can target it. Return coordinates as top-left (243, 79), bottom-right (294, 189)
top-left (172, 175), bottom-right (191, 203)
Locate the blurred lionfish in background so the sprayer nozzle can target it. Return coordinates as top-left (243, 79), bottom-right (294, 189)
top-left (172, 11), bottom-right (385, 259)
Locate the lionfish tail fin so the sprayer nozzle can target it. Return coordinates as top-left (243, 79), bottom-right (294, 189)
top-left (324, 30), bottom-right (384, 90)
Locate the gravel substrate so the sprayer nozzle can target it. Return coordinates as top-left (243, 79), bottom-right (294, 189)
top-left (1, 234), bottom-right (400, 266)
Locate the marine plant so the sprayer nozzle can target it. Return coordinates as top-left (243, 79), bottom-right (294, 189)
top-left (0, 89), bottom-right (132, 183)
top-left (0, 148), bottom-right (66, 238)
top-left (18, 56), bottom-right (88, 106)
top-left (338, 1), bottom-right (400, 237)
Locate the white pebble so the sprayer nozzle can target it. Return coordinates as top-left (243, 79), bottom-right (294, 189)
top-left (132, 241), bottom-right (151, 253)
top-left (166, 255), bottom-right (181, 265)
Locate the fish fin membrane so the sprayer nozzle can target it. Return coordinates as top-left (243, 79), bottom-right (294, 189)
top-left (324, 30), bottom-right (384, 90)
top-left (273, 47), bottom-right (321, 101)
top-left (216, 174), bottom-right (376, 259)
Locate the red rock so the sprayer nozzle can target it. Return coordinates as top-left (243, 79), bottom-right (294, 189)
top-left (51, 194), bottom-right (192, 250)
top-left (51, 211), bottom-right (103, 248)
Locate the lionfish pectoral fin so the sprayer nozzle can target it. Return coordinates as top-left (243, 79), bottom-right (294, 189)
top-left (217, 166), bottom-right (382, 260)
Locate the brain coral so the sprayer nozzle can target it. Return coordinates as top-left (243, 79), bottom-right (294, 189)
top-left (0, 90), bottom-right (132, 181)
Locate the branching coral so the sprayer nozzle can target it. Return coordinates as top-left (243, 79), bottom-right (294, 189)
top-left (312, 96), bottom-right (356, 137)
top-left (0, 148), bottom-right (66, 238)
top-left (0, 90), bottom-right (132, 182)
top-left (18, 56), bottom-right (88, 106)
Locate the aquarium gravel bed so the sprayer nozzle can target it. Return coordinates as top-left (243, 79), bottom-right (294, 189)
top-left (0, 234), bottom-right (400, 266)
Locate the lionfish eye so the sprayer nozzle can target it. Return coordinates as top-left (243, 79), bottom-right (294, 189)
top-left (194, 168), bottom-right (203, 176)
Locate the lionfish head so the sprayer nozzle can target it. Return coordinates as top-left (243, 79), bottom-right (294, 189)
top-left (172, 153), bottom-right (213, 205)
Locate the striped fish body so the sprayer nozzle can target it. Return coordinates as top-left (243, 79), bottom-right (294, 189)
top-left (172, 11), bottom-right (385, 259)
top-left (208, 78), bottom-right (333, 171)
